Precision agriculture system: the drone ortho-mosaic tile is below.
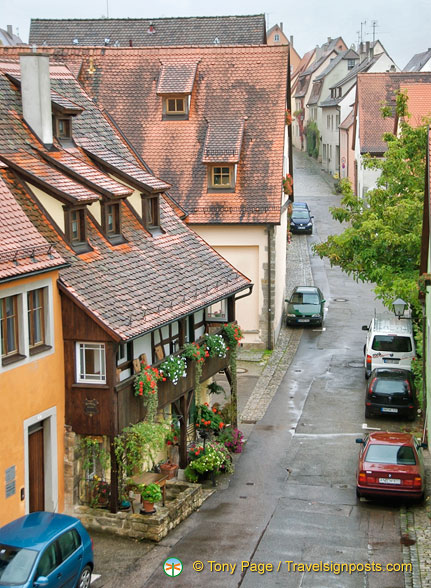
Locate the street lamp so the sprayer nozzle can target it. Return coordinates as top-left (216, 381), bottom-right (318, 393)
top-left (392, 298), bottom-right (407, 319)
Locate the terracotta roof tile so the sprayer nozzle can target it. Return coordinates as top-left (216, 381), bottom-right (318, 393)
top-left (400, 83), bottom-right (431, 127)
top-left (0, 176), bottom-right (65, 281)
top-left (157, 61), bottom-right (199, 94)
top-left (0, 151), bottom-right (100, 203)
top-left (75, 139), bottom-right (171, 192)
top-left (358, 72), bottom-right (431, 154)
top-left (43, 45), bottom-right (289, 224)
top-left (39, 150), bottom-right (133, 198)
top-left (202, 119), bottom-right (245, 163)
top-left (0, 53), bottom-right (250, 337)
top-left (29, 15), bottom-right (267, 47)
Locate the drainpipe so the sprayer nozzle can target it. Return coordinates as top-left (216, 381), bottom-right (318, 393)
top-left (267, 224), bottom-right (273, 350)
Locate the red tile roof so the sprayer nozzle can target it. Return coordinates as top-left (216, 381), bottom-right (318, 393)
top-left (0, 151), bottom-right (100, 203)
top-left (25, 45), bottom-right (288, 224)
top-left (0, 52), bottom-right (250, 337)
top-left (75, 138), bottom-right (171, 193)
top-left (400, 83), bottom-right (431, 127)
top-left (357, 72), bottom-right (431, 154)
top-left (0, 176), bottom-right (65, 281)
top-left (39, 150), bottom-right (133, 198)
top-left (156, 61), bottom-right (199, 94)
top-left (202, 119), bottom-right (245, 164)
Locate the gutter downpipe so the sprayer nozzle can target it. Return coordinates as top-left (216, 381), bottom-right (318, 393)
top-left (267, 224), bottom-right (273, 350)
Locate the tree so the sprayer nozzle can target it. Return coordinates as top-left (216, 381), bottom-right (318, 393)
top-left (314, 92), bottom-right (428, 317)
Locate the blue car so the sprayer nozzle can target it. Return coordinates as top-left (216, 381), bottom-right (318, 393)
top-left (0, 512), bottom-right (93, 588)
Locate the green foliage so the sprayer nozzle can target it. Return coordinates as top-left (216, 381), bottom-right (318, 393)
top-left (207, 381), bottom-right (226, 396)
top-left (184, 442), bottom-right (234, 482)
top-left (114, 421), bottom-right (168, 478)
top-left (139, 483), bottom-right (162, 503)
top-left (182, 342), bottom-right (206, 404)
top-left (313, 111), bottom-right (427, 317)
top-left (79, 437), bottom-right (110, 476)
top-left (306, 121), bottom-right (320, 158)
top-left (195, 403), bottom-right (225, 432)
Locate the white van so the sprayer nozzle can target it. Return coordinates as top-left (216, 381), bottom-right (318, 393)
top-left (362, 315), bottom-right (416, 378)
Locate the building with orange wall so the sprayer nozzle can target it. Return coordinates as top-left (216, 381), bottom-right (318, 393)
top-left (0, 177), bottom-right (67, 525)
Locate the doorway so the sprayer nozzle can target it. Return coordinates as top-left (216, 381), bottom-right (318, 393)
top-left (28, 423), bottom-right (45, 511)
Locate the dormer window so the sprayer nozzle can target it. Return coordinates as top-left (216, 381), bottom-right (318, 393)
top-left (211, 165), bottom-right (234, 189)
top-left (65, 206), bottom-right (90, 253)
top-left (163, 95), bottom-right (189, 119)
top-left (104, 203), bottom-right (121, 236)
top-left (142, 195), bottom-right (160, 231)
top-left (53, 117), bottom-right (72, 140)
top-left (166, 97), bottom-right (185, 114)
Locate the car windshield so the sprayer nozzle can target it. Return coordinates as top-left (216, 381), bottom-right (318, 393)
top-left (371, 335), bottom-right (412, 352)
top-left (373, 379), bottom-right (409, 395)
top-left (290, 292), bottom-right (319, 305)
top-left (292, 211), bottom-right (310, 220)
top-left (364, 444), bottom-right (416, 465)
top-left (0, 544), bottom-right (38, 585)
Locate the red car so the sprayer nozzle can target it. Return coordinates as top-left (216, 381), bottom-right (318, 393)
top-left (356, 432), bottom-right (426, 501)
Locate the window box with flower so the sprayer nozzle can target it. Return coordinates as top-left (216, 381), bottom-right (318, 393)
top-left (160, 355), bottom-right (187, 385)
top-left (204, 333), bottom-right (227, 358)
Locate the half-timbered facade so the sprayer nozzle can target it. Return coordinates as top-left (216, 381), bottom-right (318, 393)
top-left (0, 51), bottom-right (251, 512)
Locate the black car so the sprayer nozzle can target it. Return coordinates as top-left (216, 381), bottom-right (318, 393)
top-left (365, 368), bottom-right (416, 421)
top-left (290, 209), bottom-right (313, 234)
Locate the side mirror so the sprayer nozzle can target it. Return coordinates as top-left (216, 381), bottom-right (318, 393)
top-left (355, 438), bottom-right (364, 444)
top-left (321, 299), bottom-right (326, 304)
top-left (35, 577), bottom-right (49, 587)
top-left (361, 325), bottom-right (369, 331)
top-left (420, 442), bottom-right (428, 449)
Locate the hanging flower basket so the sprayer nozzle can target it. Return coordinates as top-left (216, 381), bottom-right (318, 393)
top-left (285, 109), bottom-right (292, 125)
top-left (160, 355), bottom-right (187, 385)
top-left (283, 173), bottom-right (293, 196)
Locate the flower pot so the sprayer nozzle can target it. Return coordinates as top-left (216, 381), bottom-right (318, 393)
top-left (141, 500), bottom-right (156, 514)
top-left (160, 462), bottom-right (179, 480)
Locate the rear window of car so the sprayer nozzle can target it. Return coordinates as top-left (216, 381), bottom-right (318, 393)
top-left (0, 544), bottom-right (38, 585)
top-left (371, 335), bottom-right (412, 352)
top-left (365, 444), bottom-right (416, 465)
top-left (373, 379), bottom-right (409, 395)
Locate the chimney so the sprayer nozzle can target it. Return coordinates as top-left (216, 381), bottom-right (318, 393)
top-left (20, 54), bottom-right (53, 145)
top-left (280, 22), bottom-right (283, 31)
top-left (290, 35), bottom-right (294, 47)
top-left (7, 25), bottom-right (13, 36)
top-left (365, 41), bottom-right (370, 55)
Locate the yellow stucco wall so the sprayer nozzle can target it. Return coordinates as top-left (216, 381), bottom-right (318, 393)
top-left (0, 271), bottom-right (65, 525)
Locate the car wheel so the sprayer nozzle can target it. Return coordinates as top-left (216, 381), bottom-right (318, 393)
top-left (408, 413), bottom-right (416, 422)
top-left (76, 565), bottom-right (92, 588)
top-left (365, 407), bottom-right (372, 419)
top-left (356, 487), bottom-right (361, 498)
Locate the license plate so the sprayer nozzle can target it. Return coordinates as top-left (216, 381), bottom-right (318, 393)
top-left (379, 477), bottom-right (401, 485)
top-left (383, 358), bottom-right (399, 364)
top-left (381, 407), bottom-right (398, 413)
top-left (297, 319), bottom-right (309, 322)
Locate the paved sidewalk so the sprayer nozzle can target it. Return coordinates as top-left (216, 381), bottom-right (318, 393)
top-left (240, 232), bottom-right (313, 424)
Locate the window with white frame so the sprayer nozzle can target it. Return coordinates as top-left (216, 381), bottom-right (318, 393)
top-left (274, 34), bottom-right (280, 42)
top-left (76, 342), bottom-right (106, 383)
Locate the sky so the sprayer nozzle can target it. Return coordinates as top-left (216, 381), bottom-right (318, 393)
top-left (3, 0), bottom-right (431, 69)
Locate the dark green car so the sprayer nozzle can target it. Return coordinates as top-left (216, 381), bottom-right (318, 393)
top-left (286, 286), bottom-right (325, 326)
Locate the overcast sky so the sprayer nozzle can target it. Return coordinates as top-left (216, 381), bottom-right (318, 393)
top-left (3, 0), bottom-right (431, 69)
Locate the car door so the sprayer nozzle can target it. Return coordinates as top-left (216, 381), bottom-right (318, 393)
top-left (33, 530), bottom-right (82, 588)
top-left (55, 529), bottom-right (83, 587)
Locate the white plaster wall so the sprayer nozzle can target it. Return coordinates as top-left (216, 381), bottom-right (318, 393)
top-left (133, 333), bottom-right (153, 364)
top-left (88, 201), bottom-right (102, 226)
top-left (28, 183), bottom-right (65, 233)
top-left (320, 105), bottom-right (339, 174)
top-left (369, 52), bottom-right (399, 73)
top-left (193, 224), bottom-right (267, 345)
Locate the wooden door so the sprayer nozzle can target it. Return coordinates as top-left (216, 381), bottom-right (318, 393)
top-left (29, 425), bottom-right (44, 512)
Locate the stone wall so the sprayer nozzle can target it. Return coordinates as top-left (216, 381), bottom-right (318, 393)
top-left (74, 481), bottom-right (206, 542)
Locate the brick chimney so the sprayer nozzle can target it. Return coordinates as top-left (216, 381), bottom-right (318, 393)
top-left (19, 53), bottom-right (53, 145)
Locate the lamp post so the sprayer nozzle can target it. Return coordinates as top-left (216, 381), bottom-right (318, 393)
top-left (392, 298), bottom-right (407, 319)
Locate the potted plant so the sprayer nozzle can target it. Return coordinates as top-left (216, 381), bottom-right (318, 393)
top-left (139, 483), bottom-right (162, 514)
top-left (159, 460), bottom-right (179, 479)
